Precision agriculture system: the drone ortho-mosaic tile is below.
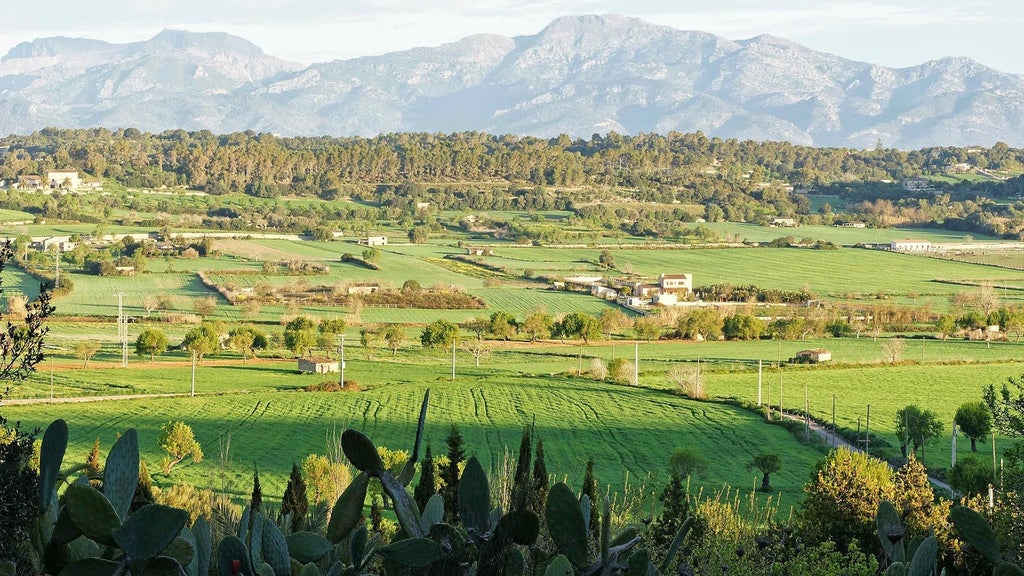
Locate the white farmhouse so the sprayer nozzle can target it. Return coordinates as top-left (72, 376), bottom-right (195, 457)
top-left (890, 239), bottom-right (932, 253)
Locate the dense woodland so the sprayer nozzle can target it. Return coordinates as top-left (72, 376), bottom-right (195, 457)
top-left (2, 129), bottom-right (1024, 239)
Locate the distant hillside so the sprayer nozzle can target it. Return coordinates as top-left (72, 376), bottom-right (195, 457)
top-left (2, 16), bottom-right (1024, 147)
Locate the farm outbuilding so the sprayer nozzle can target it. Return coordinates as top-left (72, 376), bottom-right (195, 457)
top-left (297, 357), bottom-right (339, 374)
top-left (793, 349), bottom-right (831, 363)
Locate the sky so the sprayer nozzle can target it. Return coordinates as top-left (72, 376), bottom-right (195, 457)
top-left (2, 0), bottom-right (1022, 73)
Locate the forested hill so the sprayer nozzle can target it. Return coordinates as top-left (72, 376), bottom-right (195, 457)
top-left (3, 128), bottom-right (1024, 240)
top-left (2, 128), bottom-right (1023, 195)
top-left (3, 16), bottom-right (1024, 147)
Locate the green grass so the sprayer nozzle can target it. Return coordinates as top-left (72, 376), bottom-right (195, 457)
top-left (702, 362), bottom-right (1024, 472)
top-left (2, 375), bottom-right (826, 510)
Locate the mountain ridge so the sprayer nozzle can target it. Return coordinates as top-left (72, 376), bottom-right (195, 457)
top-left (1, 15), bottom-right (1022, 148)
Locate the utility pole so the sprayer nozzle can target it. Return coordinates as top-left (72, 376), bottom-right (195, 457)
top-left (866, 404), bottom-right (871, 453)
top-left (452, 345), bottom-right (456, 381)
top-left (832, 395), bottom-right (836, 448)
top-left (190, 349), bottom-right (196, 397)
top-left (757, 359), bottom-right (762, 406)
top-left (804, 381), bottom-right (809, 442)
top-left (952, 421), bottom-right (958, 469)
top-left (116, 293), bottom-right (128, 368)
top-left (633, 341), bottom-right (639, 386)
top-left (339, 334), bottom-right (345, 388)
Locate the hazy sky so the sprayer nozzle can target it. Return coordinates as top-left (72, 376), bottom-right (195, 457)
top-left (3, 0), bottom-right (1022, 73)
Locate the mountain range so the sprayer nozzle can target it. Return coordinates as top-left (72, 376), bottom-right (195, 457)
top-left (2, 14), bottom-right (1023, 148)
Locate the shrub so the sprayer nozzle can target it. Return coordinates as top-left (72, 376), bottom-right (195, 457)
top-left (302, 453), bottom-right (352, 505)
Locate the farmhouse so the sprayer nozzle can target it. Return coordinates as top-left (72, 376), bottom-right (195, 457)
top-left (18, 175), bottom-right (44, 190)
top-left (34, 237), bottom-right (76, 252)
top-left (347, 284), bottom-right (380, 295)
top-left (793, 349), bottom-right (831, 363)
top-left (902, 178), bottom-right (934, 192)
top-left (297, 357), bottom-right (339, 374)
top-left (465, 246), bottom-right (493, 256)
top-left (48, 170), bottom-right (82, 189)
top-left (838, 222), bottom-right (866, 228)
top-left (890, 239), bottom-right (932, 253)
top-left (770, 217), bottom-right (798, 227)
top-left (659, 273), bottom-right (692, 294)
top-left (358, 236), bottom-right (388, 246)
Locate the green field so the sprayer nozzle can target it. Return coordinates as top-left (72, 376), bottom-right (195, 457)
top-left (3, 375), bottom-right (827, 510)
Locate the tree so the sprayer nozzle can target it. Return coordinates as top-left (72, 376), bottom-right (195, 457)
top-left (362, 247), bottom-right (381, 264)
top-left (882, 338), bottom-right (905, 364)
top-left (522, 309), bottom-right (553, 342)
top-left (414, 445), bottom-right (437, 511)
top-left (748, 452), bottom-right (782, 492)
top-left (143, 293), bottom-right (163, 317)
top-left (935, 314), bottom-right (957, 339)
top-left (531, 437), bottom-right (549, 514)
top-left (894, 405), bottom-right (944, 459)
top-left (280, 463), bottom-right (309, 533)
top-left (488, 310), bottom-right (518, 340)
top-left (598, 308), bottom-right (628, 339)
top-left (134, 328), bottom-right (168, 361)
top-left (649, 471), bottom-right (689, 552)
top-left (441, 425), bottom-right (465, 523)
top-left (984, 374), bottom-right (1024, 437)
top-left (73, 340), bottom-right (102, 368)
top-left (250, 467), bottom-right (263, 513)
top-left (382, 324), bottom-right (405, 356)
top-left (510, 428), bottom-right (533, 512)
top-left (240, 299), bottom-right (262, 320)
top-left (182, 324), bottom-right (220, 362)
top-left (408, 226), bottom-right (428, 243)
top-left (581, 458), bottom-right (599, 536)
top-left (954, 401), bottom-right (992, 452)
top-left (462, 338), bottom-right (491, 367)
top-left (678, 308), bottom-right (721, 341)
top-left (158, 421), bottom-right (203, 474)
top-left (85, 437), bottom-right (103, 480)
top-left (461, 317), bottom-right (489, 341)
top-left (420, 319), bottom-right (459, 351)
top-left (632, 317), bottom-right (661, 341)
top-left (948, 456), bottom-right (993, 496)
top-left (229, 325), bottom-right (267, 362)
top-left (800, 447), bottom-right (896, 553)
top-left (284, 316), bottom-right (318, 357)
top-left (598, 249), bottom-right (616, 269)
top-left (723, 314), bottom-right (767, 340)
top-left (194, 295), bottom-right (217, 317)
top-left (555, 312), bottom-right (601, 343)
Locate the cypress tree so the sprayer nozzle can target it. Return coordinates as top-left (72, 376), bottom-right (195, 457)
top-left (131, 459), bottom-right (155, 514)
top-left (414, 445), bottom-right (437, 511)
top-left (371, 495), bottom-right (384, 534)
top-left (650, 471), bottom-right (689, 550)
top-left (441, 425), bottom-right (465, 523)
top-left (85, 438), bottom-right (102, 481)
top-left (581, 458), bottom-right (599, 536)
top-left (280, 463), bottom-right (309, 533)
top-left (250, 466), bottom-right (263, 514)
top-left (531, 438), bottom-right (549, 514)
top-left (510, 428), bottom-right (532, 511)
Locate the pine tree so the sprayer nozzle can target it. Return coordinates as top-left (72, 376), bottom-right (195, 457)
top-left (581, 458), bottom-right (599, 536)
top-left (649, 471), bottom-right (689, 551)
top-left (510, 428), bottom-right (532, 511)
top-left (441, 425), bottom-right (465, 523)
top-left (251, 466), bottom-right (263, 514)
top-left (280, 463), bottom-right (309, 533)
top-left (531, 437), bottom-right (549, 514)
top-left (414, 445), bottom-right (437, 511)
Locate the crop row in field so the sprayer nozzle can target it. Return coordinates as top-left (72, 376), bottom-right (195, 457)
top-left (3, 375), bottom-right (827, 511)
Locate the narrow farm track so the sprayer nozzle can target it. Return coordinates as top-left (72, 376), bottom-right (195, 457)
top-left (779, 410), bottom-right (953, 495)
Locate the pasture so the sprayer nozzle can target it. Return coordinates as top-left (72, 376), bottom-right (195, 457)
top-left (3, 374), bottom-right (827, 511)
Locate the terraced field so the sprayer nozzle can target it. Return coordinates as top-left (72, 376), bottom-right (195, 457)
top-left (4, 375), bottom-right (827, 510)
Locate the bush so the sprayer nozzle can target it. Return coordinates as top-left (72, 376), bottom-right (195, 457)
top-left (949, 455), bottom-right (994, 496)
